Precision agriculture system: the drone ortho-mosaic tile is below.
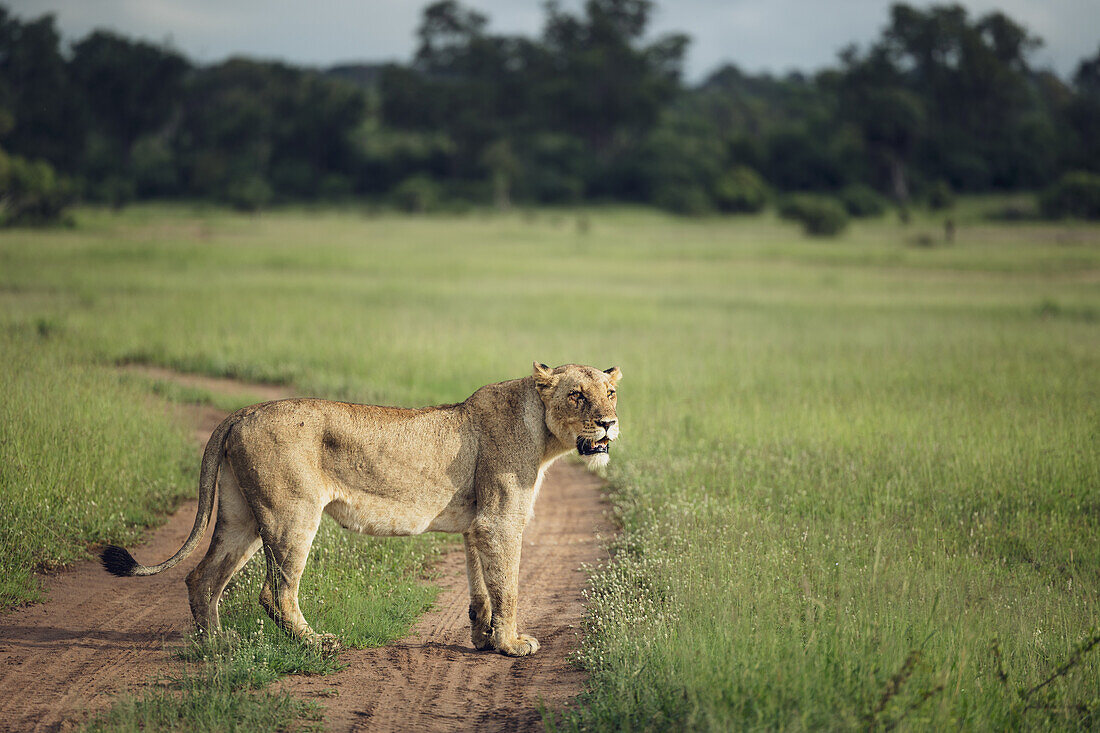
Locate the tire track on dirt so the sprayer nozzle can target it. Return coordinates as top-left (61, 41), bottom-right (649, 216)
top-left (0, 496), bottom-right (213, 731)
top-left (0, 369), bottom-right (608, 731)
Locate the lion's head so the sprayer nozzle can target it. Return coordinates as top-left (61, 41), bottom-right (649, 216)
top-left (533, 362), bottom-right (621, 468)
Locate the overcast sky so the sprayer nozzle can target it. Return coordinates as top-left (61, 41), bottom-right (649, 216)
top-left (11, 0), bottom-right (1098, 81)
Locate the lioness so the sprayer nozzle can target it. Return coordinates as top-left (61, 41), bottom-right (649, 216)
top-left (102, 362), bottom-right (620, 657)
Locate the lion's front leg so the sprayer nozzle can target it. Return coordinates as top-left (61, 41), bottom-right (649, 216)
top-left (463, 532), bottom-right (494, 650)
top-left (469, 518), bottom-right (539, 657)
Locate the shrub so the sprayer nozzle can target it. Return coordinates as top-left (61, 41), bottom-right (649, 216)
top-left (391, 175), bottom-right (441, 213)
top-left (778, 194), bottom-right (849, 237)
top-left (524, 169), bottom-right (584, 204)
top-left (224, 175), bottom-right (273, 212)
top-left (0, 149), bottom-right (73, 226)
top-left (318, 174), bottom-right (353, 200)
top-left (713, 166), bottom-right (768, 213)
top-left (654, 184), bottom-right (713, 216)
top-left (985, 199), bottom-right (1039, 221)
top-left (1039, 171), bottom-right (1100, 220)
top-left (100, 176), bottom-right (135, 210)
top-left (130, 135), bottom-right (180, 197)
top-left (927, 180), bottom-right (955, 210)
top-left (839, 184), bottom-right (887, 217)
top-left (640, 126), bottom-right (723, 215)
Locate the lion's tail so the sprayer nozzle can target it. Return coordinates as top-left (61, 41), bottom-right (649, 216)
top-left (100, 412), bottom-right (238, 578)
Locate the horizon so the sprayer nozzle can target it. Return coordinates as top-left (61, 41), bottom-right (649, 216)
top-left (11, 0), bottom-right (1097, 83)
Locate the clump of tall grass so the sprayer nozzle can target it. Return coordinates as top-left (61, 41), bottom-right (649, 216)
top-left (83, 660), bottom-right (324, 733)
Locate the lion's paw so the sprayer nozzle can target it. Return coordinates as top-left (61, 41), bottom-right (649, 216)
top-left (472, 627), bottom-right (494, 651)
top-left (469, 604), bottom-right (494, 650)
top-left (498, 633), bottom-right (540, 657)
top-left (306, 632), bottom-right (342, 655)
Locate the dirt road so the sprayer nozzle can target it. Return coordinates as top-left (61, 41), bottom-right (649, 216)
top-left (0, 369), bottom-right (608, 731)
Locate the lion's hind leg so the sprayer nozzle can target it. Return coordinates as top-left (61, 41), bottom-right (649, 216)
top-left (254, 501), bottom-right (338, 652)
top-left (186, 461), bottom-right (262, 633)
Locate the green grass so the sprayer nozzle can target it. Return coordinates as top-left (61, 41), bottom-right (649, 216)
top-left (123, 374), bottom-right (272, 414)
top-left (0, 329), bottom-right (193, 608)
top-left (84, 689), bottom-right (321, 733)
top-left (83, 655), bottom-right (324, 733)
top-left (2, 201), bottom-right (1098, 729)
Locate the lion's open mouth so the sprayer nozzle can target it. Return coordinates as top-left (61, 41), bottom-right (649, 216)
top-left (576, 436), bottom-right (611, 456)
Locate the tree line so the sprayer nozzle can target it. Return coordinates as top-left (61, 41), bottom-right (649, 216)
top-left (1, 0), bottom-right (1098, 223)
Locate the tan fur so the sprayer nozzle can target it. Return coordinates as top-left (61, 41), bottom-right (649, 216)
top-left (106, 363), bottom-right (621, 657)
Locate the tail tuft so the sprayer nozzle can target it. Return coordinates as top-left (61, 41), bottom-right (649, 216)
top-left (101, 545), bottom-right (139, 577)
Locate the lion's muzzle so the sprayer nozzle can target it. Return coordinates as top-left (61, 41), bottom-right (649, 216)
top-left (576, 419), bottom-right (617, 456)
top-left (576, 436), bottom-right (608, 455)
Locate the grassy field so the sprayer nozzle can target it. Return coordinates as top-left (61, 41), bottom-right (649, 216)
top-left (1, 202), bottom-right (1098, 729)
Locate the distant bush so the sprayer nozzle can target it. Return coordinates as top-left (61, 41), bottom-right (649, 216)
top-left (927, 180), bottom-right (955, 210)
top-left (0, 149), bottom-right (73, 226)
top-left (130, 135), bottom-right (180, 197)
top-left (524, 169), bottom-right (584, 204)
top-left (839, 184), bottom-right (887, 217)
top-left (654, 183), bottom-right (713, 216)
top-left (1039, 171), bottom-right (1100, 220)
top-left (441, 179), bottom-right (489, 209)
top-left (778, 194), bottom-right (849, 237)
top-left (224, 175), bottom-right (273, 212)
top-left (985, 199), bottom-right (1039, 221)
top-left (318, 174), bottom-right (354, 200)
top-left (713, 166), bottom-right (768, 213)
top-left (100, 176), bottom-right (136, 210)
top-left (392, 175), bottom-right (441, 213)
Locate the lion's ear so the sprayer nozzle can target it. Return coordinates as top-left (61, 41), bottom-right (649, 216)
top-left (532, 361), bottom-right (557, 396)
top-left (604, 366), bottom-right (622, 383)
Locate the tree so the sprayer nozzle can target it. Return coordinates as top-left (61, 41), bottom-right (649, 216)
top-left (415, 0), bottom-right (489, 72)
top-left (837, 48), bottom-right (925, 203)
top-left (0, 9), bottom-right (83, 166)
top-left (69, 32), bottom-right (189, 149)
top-left (177, 59), bottom-right (365, 202)
top-left (0, 1), bottom-right (1090, 208)
top-left (538, 0), bottom-right (688, 158)
top-left (1065, 46), bottom-right (1100, 173)
top-left (68, 32), bottom-right (190, 201)
top-left (481, 139), bottom-right (518, 209)
top-left (839, 3), bottom-right (1054, 191)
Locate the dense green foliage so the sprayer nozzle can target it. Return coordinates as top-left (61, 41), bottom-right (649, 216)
top-left (1039, 171), bottom-right (1100, 219)
top-left (714, 166), bottom-right (770, 213)
top-left (1, 2), bottom-right (1098, 217)
top-left (778, 194), bottom-right (850, 236)
top-left (840, 184), bottom-right (889, 217)
top-left (391, 174), bottom-right (442, 212)
top-left (0, 147), bottom-right (72, 225)
top-left (3, 203), bottom-right (1098, 729)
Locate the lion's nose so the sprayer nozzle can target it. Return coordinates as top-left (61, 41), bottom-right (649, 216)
top-left (597, 418), bottom-right (617, 430)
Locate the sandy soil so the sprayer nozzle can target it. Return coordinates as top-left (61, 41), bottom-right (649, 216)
top-left (0, 369), bottom-right (608, 731)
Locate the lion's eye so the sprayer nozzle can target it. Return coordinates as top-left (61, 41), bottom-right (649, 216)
top-left (569, 390), bottom-right (584, 404)
top-left (608, 390), bottom-right (616, 399)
